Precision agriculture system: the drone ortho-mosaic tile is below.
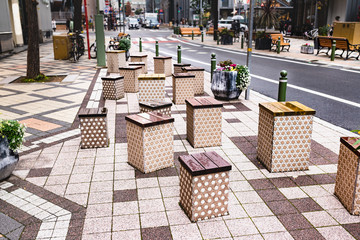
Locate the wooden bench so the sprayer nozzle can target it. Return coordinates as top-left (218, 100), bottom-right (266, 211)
top-left (270, 34), bottom-right (290, 51)
top-left (206, 27), bottom-right (224, 35)
top-left (180, 27), bottom-right (201, 36)
top-left (317, 36), bottom-right (360, 60)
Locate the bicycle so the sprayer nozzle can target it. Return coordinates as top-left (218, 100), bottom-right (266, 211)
top-left (304, 28), bottom-right (318, 39)
top-left (69, 31), bottom-right (85, 62)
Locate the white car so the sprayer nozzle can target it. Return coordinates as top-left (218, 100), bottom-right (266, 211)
top-left (218, 18), bottom-right (248, 32)
top-left (128, 18), bottom-right (139, 29)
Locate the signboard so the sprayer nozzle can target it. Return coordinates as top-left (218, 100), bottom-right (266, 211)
top-left (193, 14), bottom-right (199, 20)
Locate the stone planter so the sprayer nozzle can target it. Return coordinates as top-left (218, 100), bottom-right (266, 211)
top-left (255, 38), bottom-right (272, 50)
top-left (211, 71), bottom-right (241, 101)
top-left (220, 34), bottom-right (233, 45)
top-left (0, 136), bottom-right (19, 181)
top-left (335, 137), bottom-right (360, 215)
top-left (300, 46), bottom-right (314, 54)
top-left (106, 50), bottom-right (126, 73)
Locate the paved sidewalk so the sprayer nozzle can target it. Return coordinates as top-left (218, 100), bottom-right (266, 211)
top-left (0, 39), bottom-right (360, 240)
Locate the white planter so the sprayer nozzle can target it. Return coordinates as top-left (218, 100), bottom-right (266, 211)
top-left (300, 46), bottom-right (314, 54)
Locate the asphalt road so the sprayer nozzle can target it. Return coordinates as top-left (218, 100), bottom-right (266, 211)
top-left (119, 28), bottom-right (360, 131)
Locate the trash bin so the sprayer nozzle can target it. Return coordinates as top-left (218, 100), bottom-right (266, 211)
top-left (53, 34), bottom-right (71, 60)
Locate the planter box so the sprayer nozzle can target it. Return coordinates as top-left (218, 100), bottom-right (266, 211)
top-left (182, 66), bottom-right (205, 95)
top-left (186, 97), bottom-right (223, 148)
top-left (0, 136), bottom-right (19, 181)
top-left (173, 63), bottom-right (191, 74)
top-left (154, 56), bottom-right (173, 77)
top-left (179, 151), bottom-right (231, 222)
top-left (220, 34), bottom-right (233, 45)
top-left (257, 101), bottom-right (316, 172)
top-left (106, 50), bottom-right (126, 73)
top-left (172, 73), bottom-right (195, 104)
top-left (139, 100), bottom-right (172, 116)
top-left (300, 46), bottom-right (314, 54)
top-left (119, 66), bottom-right (142, 93)
top-left (79, 108), bottom-right (109, 149)
top-left (335, 137), bottom-right (360, 215)
top-left (128, 62), bottom-right (146, 74)
top-left (138, 74), bottom-right (166, 102)
top-left (126, 112), bottom-right (174, 173)
top-left (101, 76), bottom-right (124, 100)
top-left (211, 71), bottom-right (241, 100)
top-left (255, 38), bottom-right (272, 50)
top-left (131, 54), bottom-right (148, 73)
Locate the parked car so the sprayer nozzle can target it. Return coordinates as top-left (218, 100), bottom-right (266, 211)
top-left (128, 18), bottom-right (139, 29)
top-left (146, 18), bottom-right (159, 29)
top-left (218, 18), bottom-right (248, 32)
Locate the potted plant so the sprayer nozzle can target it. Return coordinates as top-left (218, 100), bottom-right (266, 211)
top-left (0, 119), bottom-right (26, 181)
top-left (118, 37), bottom-right (131, 60)
top-left (300, 43), bottom-right (314, 54)
top-left (220, 28), bottom-right (234, 45)
top-left (211, 60), bottom-right (251, 100)
top-left (255, 31), bottom-right (272, 50)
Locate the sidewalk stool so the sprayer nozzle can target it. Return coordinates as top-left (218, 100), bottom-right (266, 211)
top-left (172, 73), bottom-right (195, 104)
top-left (106, 50), bottom-right (126, 73)
top-left (334, 137), bottom-right (360, 215)
top-left (126, 112), bottom-right (174, 173)
top-left (131, 54), bottom-right (148, 73)
top-left (128, 62), bottom-right (146, 74)
top-left (257, 101), bottom-right (316, 172)
top-left (79, 108), bottom-right (109, 149)
top-left (173, 63), bottom-right (191, 74)
top-left (139, 100), bottom-right (172, 116)
top-left (186, 97), bottom-right (223, 148)
top-left (119, 66), bottom-right (142, 93)
top-left (179, 151), bottom-right (232, 222)
top-left (182, 66), bottom-right (205, 95)
top-left (154, 56), bottom-right (172, 77)
top-left (101, 76), bottom-right (124, 100)
top-left (138, 74), bottom-right (166, 102)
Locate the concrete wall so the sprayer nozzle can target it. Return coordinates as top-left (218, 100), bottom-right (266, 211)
top-left (0, 1), bottom-right (12, 33)
top-left (327, 0), bottom-right (348, 24)
top-left (37, 0), bottom-right (52, 32)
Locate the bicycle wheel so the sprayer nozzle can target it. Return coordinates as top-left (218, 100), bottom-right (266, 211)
top-left (90, 43), bottom-right (97, 59)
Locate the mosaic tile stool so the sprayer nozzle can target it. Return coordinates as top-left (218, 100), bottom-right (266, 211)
top-left (172, 73), bottom-right (195, 105)
top-left (186, 97), bottom-right (223, 148)
top-left (119, 66), bottom-right (142, 93)
top-left (125, 112), bottom-right (174, 173)
top-left (154, 56), bottom-right (172, 77)
top-left (257, 101), bottom-right (316, 172)
top-left (101, 76), bottom-right (124, 100)
top-left (138, 74), bottom-right (166, 102)
top-left (131, 54), bottom-right (148, 73)
top-left (128, 62), bottom-right (146, 74)
top-left (182, 66), bottom-right (205, 95)
top-left (106, 50), bottom-right (126, 73)
top-left (139, 100), bottom-right (172, 116)
top-left (173, 63), bottom-right (191, 74)
top-left (179, 151), bottom-right (232, 222)
top-left (334, 137), bottom-right (360, 215)
top-left (79, 108), bottom-right (109, 149)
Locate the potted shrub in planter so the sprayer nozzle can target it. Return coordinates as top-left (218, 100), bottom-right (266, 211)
top-left (255, 31), bottom-right (272, 50)
top-left (211, 60), bottom-right (251, 100)
top-left (118, 37), bottom-right (131, 61)
top-left (0, 119), bottom-right (26, 181)
top-left (300, 43), bottom-right (314, 54)
top-left (220, 28), bottom-right (234, 45)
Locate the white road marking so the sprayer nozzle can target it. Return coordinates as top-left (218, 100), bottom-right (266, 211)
top-left (157, 37), bottom-right (168, 41)
top-left (340, 68), bottom-right (360, 74)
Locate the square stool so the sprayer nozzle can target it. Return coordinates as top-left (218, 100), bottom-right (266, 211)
top-left (131, 54), bottom-right (148, 73)
top-left (101, 76), bottom-right (124, 100)
top-left (154, 56), bottom-right (172, 77)
top-left (139, 100), bottom-right (172, 116)
top-left (179, 151), bottom-right (232, 222)
top-left (182, 66), bottom-right (205, 95)
top-left (172, 73), bottom-right (195, 105)
top-left (106, 50), bottom-right (126, 73)
top-left (173, 63), bottom-right (191, 74)
top-left (257, 101), bottom-right (316, 172)
top-left (126, 112), bottom-right (174, 173)
top-left (138, 74), bottom-right (166, 102)
top-left (79, 108), bottom-right (109, 149)
top-left (128, 62), bottom-right (146, 74)
top-left (119, 66), bottom-right (142, 93)
top-left (186, 97), bottom-right (223, 148)
top-left (335, 137), bottom-right (360, 215)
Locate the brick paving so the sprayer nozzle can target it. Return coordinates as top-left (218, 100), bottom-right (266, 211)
top-left (0, 35), bottom-right (359, 240)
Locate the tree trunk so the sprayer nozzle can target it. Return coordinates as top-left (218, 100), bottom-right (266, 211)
top-left (26, 0), bottom-right (40, 79)
top-left (211, 0), bottom-right (219, 40)
top-left (73, 0), bottom-right (82, 32)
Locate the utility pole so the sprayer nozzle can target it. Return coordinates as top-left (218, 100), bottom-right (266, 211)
top-left (122, 0), bottom-right (125, 33)
top-left (95, 0), bottom-right (106, 67)
top-left (245, 0), bottom-right (254, 100)
top-left (200, 0), bottom-right (203, 25)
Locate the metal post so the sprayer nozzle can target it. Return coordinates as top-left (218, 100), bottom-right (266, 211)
top-left (177, 45), bottom-right (181, 63)
top-left (331, 40), bottom-right (336, 61)
top-left (192, 30), bottom-right (194, 40)
top-left (277, 37), bottom-right (281, 54)
top-left (211, 53), bottom-right (216, 83)
top-left (139, 37), bottom-right (142, 52)
top-left (245, 0), bottom-right (255, 100)
top-left (278, 70), bottom-right (287, 102)
top-left (155, 40), bottom-right (159, 56)
top-left (201, 31), bottom-right (204, 42)
top-left (241, 34), bottom-right (244, 49)
top-left (217, 32), bottom-right (220, 45)
top-left (95, 14), bottom-right (106, 67)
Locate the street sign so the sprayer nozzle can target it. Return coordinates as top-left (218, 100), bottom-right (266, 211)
top-left (193, 14), bottom-right (199, 20)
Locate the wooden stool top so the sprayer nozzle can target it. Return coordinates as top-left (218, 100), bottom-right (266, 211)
top-left (138, 74), bottom-right (166, 80)
top-left (139, 100), bottom-right (172, 110)
top-left (128, 62), bottom-right (145, 66)
top-left (79, 108), bottom-right (107, 117)
top-left (259, 101), bottom-right (316, 116)
top-left (105, 50), bottom-right (126, 53)
top-left (182, 66), bottom-right (205, 71)
top-left (173, 63), bottom-right (191, 67)
top-left (125, 112), bottom-right (174, 128)
top-left (101, 76), bottom-right (124, 81)
top-left (131, 54), bottom-right (148, 58)
top-left (118, 66), bottom-right (142, 70)
top-left (172, 73), bottom-right (195, 78)
top-left (185, 97), bottom-right (223, 109)
top-left (179, 151), bottom-right (232, 176)
top-left (153, 56), bottom-right (172, 60)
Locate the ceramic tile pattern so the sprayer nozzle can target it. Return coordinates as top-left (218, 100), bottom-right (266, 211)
top-left (106, 51), bottom-right (126, 73)
top-left (79, 115), bottom-right (108, 149)
top-left (131, 56), bottom-right (148, 73)
top-left (121, 67), bottom-right (142, 93)
top-left (172, 75), bottom-right (195, 104)
top-left (140, 105), bottom-right (172, 116)
top-left (138, 79), bottom-right (165, 102)
top-left (102, 78), bottom-right (125, 100)
top-left (182, 69), bottom-right (204, 95)
top-left (154, 58), bottom-right (172, 76)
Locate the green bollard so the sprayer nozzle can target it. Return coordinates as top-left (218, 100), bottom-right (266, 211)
top-left (201, 31), bottom-right (204, 42)
top-left (278, 70), bottom-right (287, 102)
top-left (331, 40), bottom-right (336, 61)
top-left (155, 40), bottom-right (159, 57)
top-left (177, 45), bottom-right (181, 63)
top-left (241, 34), bottom-right (244, 49)
top-left (139, 37), bottom-right (142, 52)
top-left (211, 53), bottom-right (216, 83)
top-left (277, 37), bottom-right (281, 54)
top-left (192, 30), bottom-right (194, 40)
top-left (217, 32), bottom-right (220, 45)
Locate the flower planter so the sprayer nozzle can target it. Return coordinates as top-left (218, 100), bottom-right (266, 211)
top-left (211, 71), bottom-right (241, 100)
top-left (0, 136), bottom-right (19, 181)
top-left (220, 34), bottom-right (233, 45)
top-left (300, 46), bottom-right (314, 54)
top-left (255, 38), bottom-right (272, 50)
